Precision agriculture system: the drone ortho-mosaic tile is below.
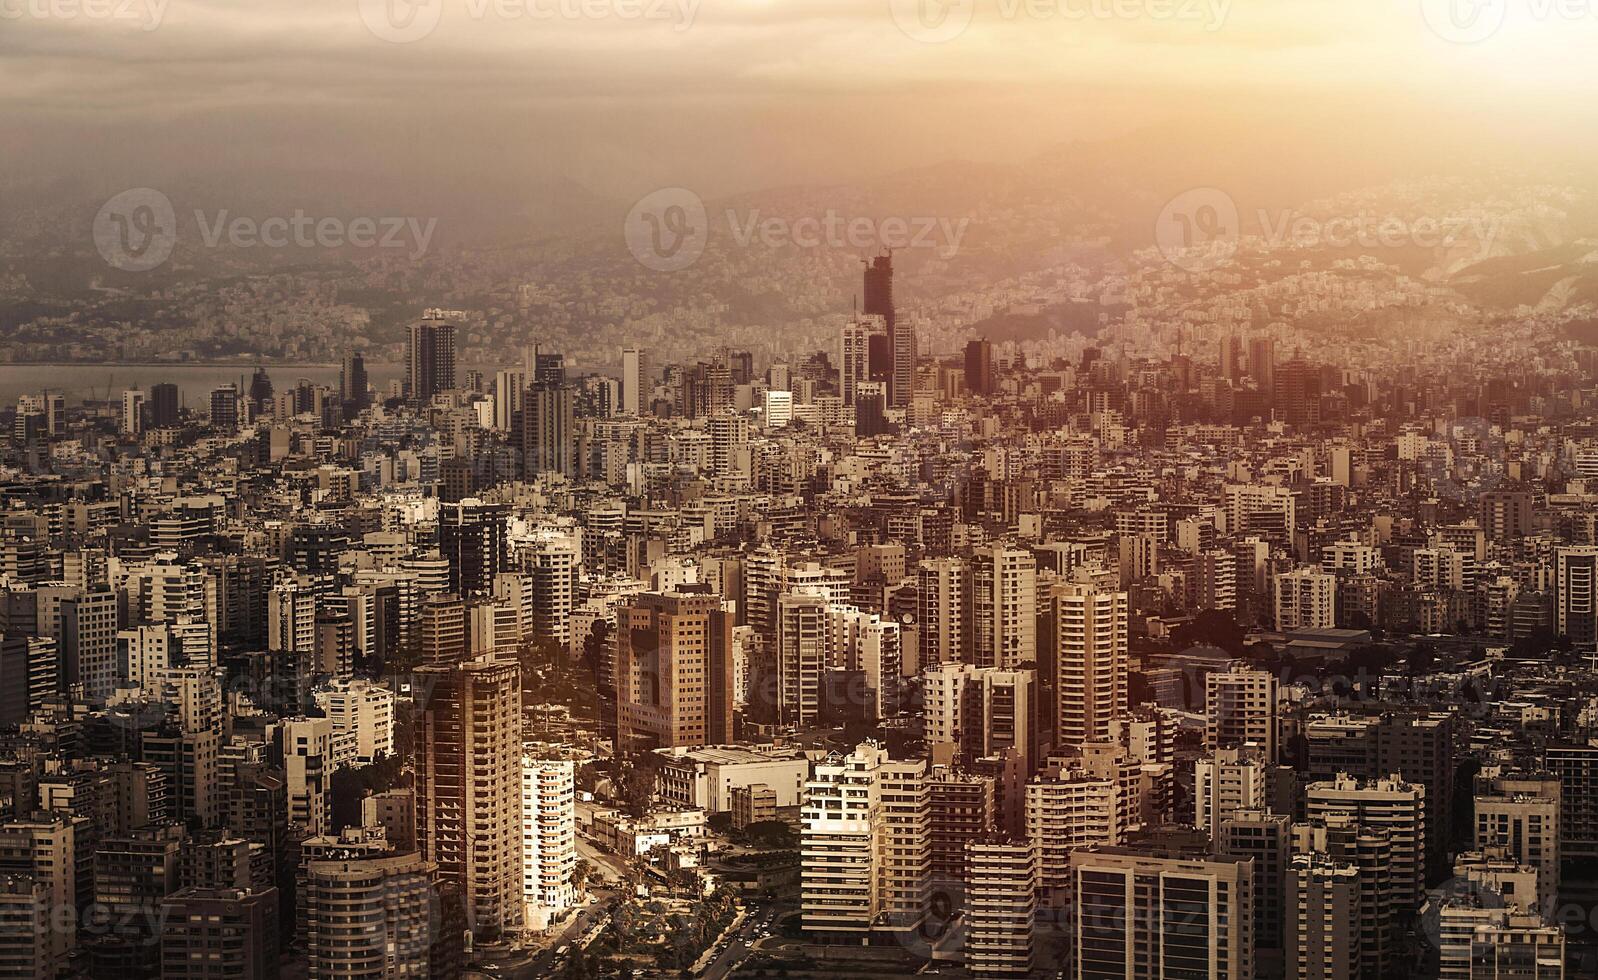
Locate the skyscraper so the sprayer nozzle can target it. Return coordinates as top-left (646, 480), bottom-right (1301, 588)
top-left (414, 657), bottom-right (522, 942)
top-left (863, 252), bottom-right (914, 409)
top-left (613, 591), bottom-right (735, 749)
top-left (150, 382), bottom-right (180, 429)
top-left (438, 500), bottom-right (508, 599)
top-left (1043, 581), bottom-right (1128, 749)
top-left (965, 338), bottom-right (994, 396)
top-left (519, 381), bottom-right (574, 478)
top-left (407, 317), bottom-right (457, 402)
top-left (621, 347), bottom-right (651, 415)
top-left (339, 349), bottom-right (368, 418)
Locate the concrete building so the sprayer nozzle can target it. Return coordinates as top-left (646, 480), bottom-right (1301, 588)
top-left (1287, 854), bottom-right (1361, 980)
top-left (1205, 664), bottom-right (1278, 763)
top-left (521, 758), bottom-right (576, 930)
top-left (614, 591), bottom-right (735, 750)
top-left (1067, 841), bottom-right (1254, 980)
top-left (1043, 581), bottom-right (1128, 749)
top-left (1306, 773), bottom-right (1426, 915)
top-left (159, 887), bottom-right (280, 979)
top-left (799, 743), bottom-right (928, 941)
top-left (965, 839), bottom-right (1037, 977)
top-left (414, 657), bottom-right (523, 942)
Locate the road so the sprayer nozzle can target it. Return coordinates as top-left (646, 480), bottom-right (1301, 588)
top-left (488, 897), bottom-right (617, 980)
top-left (700, 901), bottom-right (779, 980)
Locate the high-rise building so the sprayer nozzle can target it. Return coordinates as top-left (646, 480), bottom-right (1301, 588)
top-left (1287, 854), bottom-right (1361, 980)
top-left (1475, 772), bottom-right (1560, 919)
top-left (777, 591), bottom-right (828, 727)
top-left (281, 716), bottom-right (334, 835)
top-left (150, 381), bottom-right (181, 428)
top-left (1306, 773), bottom-right (1426, 914)
top-left (407, 317), bottom-right (457, 402)
top-left (339, 350), bottom-right (368, 418)
top-left (965, 338), bottom-right (994, 396)
top-left (965, 839), bottom-right (1037, 977)
top-left (122, 389), bottom-right (146, 436)
top-left (1068, 840), bottom-right (1254, 980)
top-left (414, 657), bottom-right (523, 942)
top-left (493, 369), bottom-right (526, 432)
top-left (519, 381), bottom-right (574, 478)
top-left (972, 545), bottom-right (1036, 669)
top-left (419, 594), bottom-right (468, 665)
top-left (613, 591), bottom-right (735, 749)
top-left (1218, 809), bottom-right (1292, 969)
top-left (209, 384), bottom-right (240, 429)
top-left (521, 758), bottom-right (576, 929)
top-left (840, 315), bottom-right (882, 406)
top-left (159, 887), bottom-right (280, 980)
top-left (1194, 748), bottom-right (1268, 836)
top-left (1469, 914), bottom-right (1565, 980)
top-left (302, 851), bottom-right (457, 978)
top-left (799, 743), bottom-right (928, 940)
top-left (918, 558), bottom-right (971, 666)
top-left (1555, 545), bottom-right (1598, 651)
top-left (1043, 581), bottom-right (1128, 749)
top-left (438, 500), bottom-right (508, 599)
top-left (1205, 664), bottom-right (1279, 762)
top-left (621, 347), bottom-right (652, 415)
top-left (1276, 568), bottom-right (1338, 631)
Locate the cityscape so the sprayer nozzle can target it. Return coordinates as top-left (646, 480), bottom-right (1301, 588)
top-left (4, 1), bottom-right (1598, 980)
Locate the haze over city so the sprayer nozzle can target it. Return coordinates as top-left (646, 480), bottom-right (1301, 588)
top-left (2, 2), bottom-right (1598, 980)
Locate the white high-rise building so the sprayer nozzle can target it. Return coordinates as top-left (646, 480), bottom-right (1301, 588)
top-left (1194, 747), bottom-right (1269, 836)
top-left (521, 757), bottom-right (576, 930)
top-left (973, 545), bottom-right (1036, 669)
top-left (314, 678), bottom-right (396, 767)
top-left (800, 743), bottom-right (928, 940)
top-left (1045, 582), bottom-right (1128, 748)
top-left (1275, 568), bottom-right (1338, 631)
top-left (121, 389), bottom-right (146, 437)
top-left (620, 347), bottom-right (651, 415)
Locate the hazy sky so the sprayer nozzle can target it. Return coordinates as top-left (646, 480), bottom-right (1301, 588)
top-left (4, 0), bottom-right (1596, 204)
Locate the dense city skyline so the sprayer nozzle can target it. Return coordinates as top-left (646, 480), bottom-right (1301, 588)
top-left (3, 2), bottom-right (1598, 979)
